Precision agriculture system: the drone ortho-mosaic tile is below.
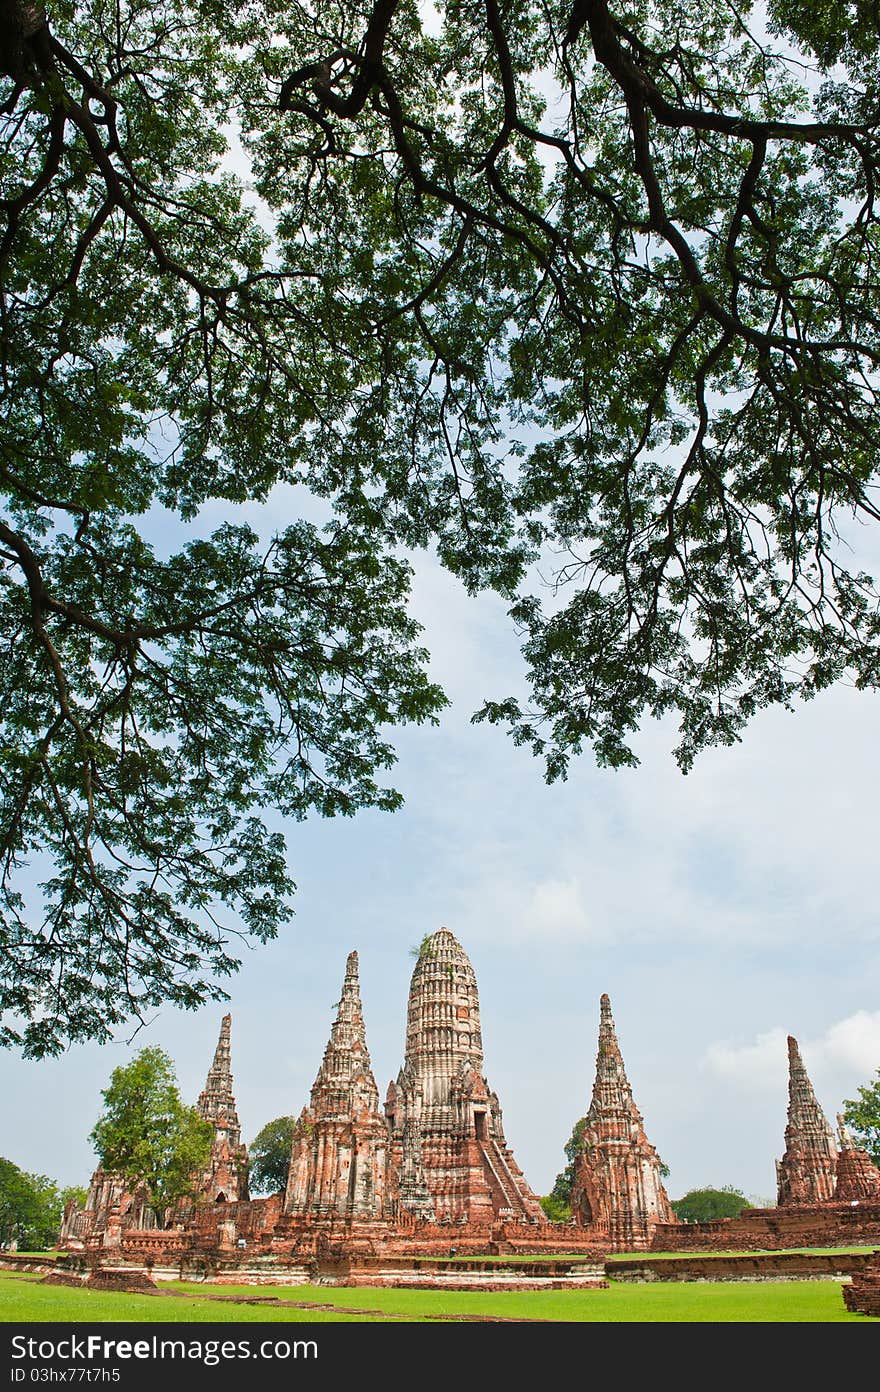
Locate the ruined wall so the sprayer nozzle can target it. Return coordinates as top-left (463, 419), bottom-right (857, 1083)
top-left (651, 1202), bottom-right (880, 1252)
top-left (843, 1254), bottom-right (880, 1317)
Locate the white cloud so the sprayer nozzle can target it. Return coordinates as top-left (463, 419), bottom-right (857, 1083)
top-left (704, 1028), bottom-right (790, 1092)
top-left (704, 1012), bottom-right (880, 1096)
top-left (521, 876), bottom-right (594, 942)
top-left (821, 1011), bottom-right (880, 1074)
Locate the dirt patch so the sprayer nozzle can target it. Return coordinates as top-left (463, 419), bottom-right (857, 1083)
top-left (165, 1288), bottom-right (545, 1321)
top-left (39, 1272), bottom-right (545, 1320)
top-left (85, 1269), bottom-right (159, 1294)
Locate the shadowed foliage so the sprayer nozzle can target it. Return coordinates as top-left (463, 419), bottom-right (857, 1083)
top-left (4, 0), bottom-right (880, 1053)
top-left (248, 1115), bottom-right (297, 1194)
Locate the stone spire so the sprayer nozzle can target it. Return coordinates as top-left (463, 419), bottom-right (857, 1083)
top-left (592, 993), bottom-right (631, 1112)
top-left (571, 994), bottom-right (673, 1249)
top-left (775, 1035), bottom-right (837, 1206)
top-left (198, 1015), bottom-right (239, 1137)
top-left (285, 951), bottom-right (395, 1222)
top-left (386, 927), bottom-right (543, 1225)
top-left (834, 1113), bottom-right (880, 1202)
top-left (310, 950), bottom-right (379, 1113)
top-left (196, 1014), bottom-right (249, 1202)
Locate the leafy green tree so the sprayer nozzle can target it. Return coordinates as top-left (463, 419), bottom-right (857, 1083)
top-left (550, 1117), bottom-right (588, 1208)
top-left (672, 1186), bottom-right (752, 1223)
top-left (59, 1185), bottom-right (88, 1219)
top-left (0, 1158), bottom-right (40, 1248)
top-left (539, 1193), bottom-right (572, 1223)
top-left (248, 1116), bottom-right (297, 1195)
top-left (843, 1070), bottom-right (880, 1167)
top-left (89, 1047), bottom-right (213, 1226)
top-left (5, 1), bottom-right (880, 1055)
top-left (0, 1158), bottom-right (70, 1249)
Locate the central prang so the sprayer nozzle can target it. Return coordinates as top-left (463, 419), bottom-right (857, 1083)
top-left (385, 926), bottom-right (544, 1226)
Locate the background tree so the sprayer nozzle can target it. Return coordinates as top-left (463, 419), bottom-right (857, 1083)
top-left (0, 1158), bottom-right (76, 1249)
top-left (58, 1185), bottom-right (88, 1218)
top-left (5, 0), bottom-right (880, 1055)
top-left (539, 1192), bottom-right (572, 1223)
top-left (248, 1115), bottom-right (297, 1195)
top-left (549, 1117), bottom-right (588, 1212)
top-left (671, 1186), bottom-right (752, 1223)
top-left (0, 1158), bottom-right (42, 1249)
top-left (842, 1069), bottom-right (880, 1167)
top-left (89, 1047), bottom-right (212, 1226)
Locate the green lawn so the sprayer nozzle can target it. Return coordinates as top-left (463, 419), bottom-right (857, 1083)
top-left (0, 1272), bottom-right (875, 1322)
top-left (0, 1276), bottom-right (372, 1323)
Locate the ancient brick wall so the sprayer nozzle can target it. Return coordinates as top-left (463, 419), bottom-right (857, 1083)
top-left (651, 1203), bottom-right (880, 1251)
top-left (612, 1250), bottom-right (878, 1281)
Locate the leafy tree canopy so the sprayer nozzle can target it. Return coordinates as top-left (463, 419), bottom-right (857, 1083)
top-left (248, 1114), bottom-right (297, 1194)
top-left (539, 1192), bottom-right (572, 1222)
top-left (88, 1046), bottom-right (213, 1225)
top-left (5, 0), bottom-right (880, 1053)
top-left (550, 1116), bottom-right (588, 1206)
top-left (671, 1186), bottom-right (752, 1222)
top-left (842, 1069), bottom-right (880, 1167)
top-left (0, 1156), bottom-right (71, 1249)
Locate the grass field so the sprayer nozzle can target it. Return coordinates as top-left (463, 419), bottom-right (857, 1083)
top-left (0, 1271), bottom-right (875, 1322)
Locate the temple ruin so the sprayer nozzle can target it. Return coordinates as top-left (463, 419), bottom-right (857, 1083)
top-left (59, 932), bottom-right (880, 1273)
top-left (63, 1014), bottom-right (250, 1245)
top-left (649, 1035), bottom-right (880, 1253)
top-left (195, 1014), bottom-right (250, 1205)
top-left (772, 1037), bottom-right (880, 1210)
top-left (834, 1115), bottom-right (880, 1203)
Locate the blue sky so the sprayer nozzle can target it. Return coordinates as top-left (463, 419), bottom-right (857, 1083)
top-left (2, 520), bottom-right (879, 1204)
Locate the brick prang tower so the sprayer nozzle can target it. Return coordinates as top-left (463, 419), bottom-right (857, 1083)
top-left (571, 993), bottom-right (674, 1249)
top-left (196, 1013), bottom-right (250, 1203)
top-left (284, 950), bottom-right (395, 1221)
top-left (833, 1114), bottom-right (880, 1202)
top-left (775, 1035), bottom-right (838, 1206)
top-left (385, 927), bottom-right (544, 1225)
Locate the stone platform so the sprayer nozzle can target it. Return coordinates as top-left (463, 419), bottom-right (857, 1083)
top-left (10, 1247), bottom-right (880, 1294)
top-left (314, 1255), bottom-right (606, 1289)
